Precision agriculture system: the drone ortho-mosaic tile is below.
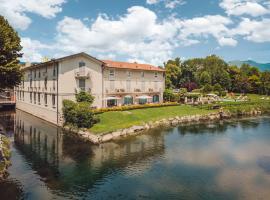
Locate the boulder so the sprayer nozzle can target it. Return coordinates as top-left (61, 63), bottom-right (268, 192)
top-left (102, 134), bottom-right (113, 142)
top-left (112, 131), bottom-right (122, 138)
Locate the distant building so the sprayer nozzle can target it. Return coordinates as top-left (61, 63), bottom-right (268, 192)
top-left (15, 52), bottom-right (165, 125)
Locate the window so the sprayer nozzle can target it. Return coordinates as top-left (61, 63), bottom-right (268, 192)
top-left (79, 79), bottom-right (85, 91)
top-left (44, 94), bottom-right (47, 106)
top-left (22, 91), bottom-right (24, 100)
top-left (53, 79), bottom-right (56, 91)
top-left (53, 66), bottom-right (56, 76)
top-left (52, 94), bottom-right (56, 108)
top-left (141, 81), bottom-right (145, 92)
top-left (153, 95), bottom-right (159, 103)
top-left (34, 70), bottom-right (36, 78)
top-left (141, 72), bottom-right (144, 78)
top-left (139, 98), bottom-right (147, 105)
top-left (38, 93), bottom-right (40, 105)
top-left (124, 96), bottom-right (133, 105)
top-left (30, 92), bottom-right (32, 103)
top-left (30, 79), bottom-right (32, 87)
top-left (109, 69), bottom-right (115, 80)
top-left (79, 61), bottom-right (86, 68)
top-left (44, 77), bottom-right (47, 89)
top-left (38, 70), bottom-right (41, 78)
top-left (127, 71), bottom-right (131, 79)
top-left (154, 72), bottom-right (158, 78)
top-left (34, 92), bottom-right (36, 104)
top-left (126, 80), bottom-right (131, 92)
top-left (110, 80), bottom-right (115, 91)
top-left (154, 81), bottom-right (158, 91)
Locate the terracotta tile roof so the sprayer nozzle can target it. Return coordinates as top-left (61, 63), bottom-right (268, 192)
top-left (102, 60), bottom-right (165, 72)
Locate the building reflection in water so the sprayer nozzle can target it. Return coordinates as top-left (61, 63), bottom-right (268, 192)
top-left (13, 110), bottom-right (165, 196)
top-left (0, 111), bottom-right (15, 137)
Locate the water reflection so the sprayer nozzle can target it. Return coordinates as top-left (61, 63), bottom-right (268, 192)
top-left (0, 110), bottom-right (270, 199)
top-left (11, 110), bottom-right (165, 199)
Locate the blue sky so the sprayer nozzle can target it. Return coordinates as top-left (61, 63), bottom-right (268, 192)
top-left (1, 0), bottom-right (270, 65)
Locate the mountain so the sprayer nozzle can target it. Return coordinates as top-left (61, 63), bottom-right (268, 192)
top-left (228, 60), bottom-right (270, 71)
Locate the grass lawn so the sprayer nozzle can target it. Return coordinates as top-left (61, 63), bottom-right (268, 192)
top-left (90, 105), bottom-right (214, 134)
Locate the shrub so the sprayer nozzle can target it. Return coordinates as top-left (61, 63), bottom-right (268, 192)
top-left (62, 100), bottom-right (98, 128)
top-left (163, 89), bottom-right (176, 102)
top-left (75, 91), bottom-right (94, 104)
top-left (202, 84), bottom-right (213, 93)
top-left (93, 102), bottom-right (179, 114)
top-left (182, 82), bottom-right (198, 92)
top-left (213, 83), bottom-right (224, 96)
top-left (75, 102), bottom-right (96, 128)
top-left (63, 100), bottom-right (77, 125)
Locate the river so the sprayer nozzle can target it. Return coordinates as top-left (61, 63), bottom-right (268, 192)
top-left (0, 110), bottom-right (270, 200)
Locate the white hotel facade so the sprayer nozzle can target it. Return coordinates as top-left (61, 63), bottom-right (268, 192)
top-left (15, 52), bottom-right (165, 125)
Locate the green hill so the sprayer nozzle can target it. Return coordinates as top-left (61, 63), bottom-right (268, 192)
top-left (228, 60), bottom-right (270, 71)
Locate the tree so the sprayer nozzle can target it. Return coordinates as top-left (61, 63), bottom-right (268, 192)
top-left (213, 83), bottom-right (224, 96)
top-left (75, 91), bottom-right (94, 104)
top-left (199, 71), bottom-right (211, 86)
top-left (163, 89), bottom-right (177, 102)
top-left (202, 84), bottom-right (213, 93)
top-left (0, 16), bottom-right (22, 90)
top-left (164, 58), bottom-right (181, 89)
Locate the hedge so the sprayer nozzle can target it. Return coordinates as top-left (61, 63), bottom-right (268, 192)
top-left (93, 102), bottom-right (180, 114)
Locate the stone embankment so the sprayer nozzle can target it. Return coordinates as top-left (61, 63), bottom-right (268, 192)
top-left (0, 134), bottom-right (11, 180)
top-left (64, 109), bottom-right (263, 144)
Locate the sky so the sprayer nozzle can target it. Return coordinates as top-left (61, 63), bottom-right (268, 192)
top-left (1, 0), bottom-right (270, 66)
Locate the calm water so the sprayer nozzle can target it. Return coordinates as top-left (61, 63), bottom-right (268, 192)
top-left (1, 110), bottom-right (270, 200)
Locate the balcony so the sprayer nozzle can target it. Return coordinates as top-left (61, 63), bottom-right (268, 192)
top-left (75, 87), bottom-right (91, 93)
top-left (74, 67), bottom-right (90, 79)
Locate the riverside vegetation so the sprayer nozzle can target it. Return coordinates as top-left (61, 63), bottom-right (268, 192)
top-left (0, 134), bottom-right (11, 179)
top-left (63, 93), bottom-right (270, 144)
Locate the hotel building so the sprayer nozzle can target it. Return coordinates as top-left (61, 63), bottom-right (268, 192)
top-left (15, 52), bottom-right (165, 125)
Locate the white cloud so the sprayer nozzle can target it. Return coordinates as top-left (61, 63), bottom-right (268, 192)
top-left (165, 0), bottom-right (186, 9)
top-left (146, 0), bottom-right (186, 9)
top-left (0, 0), bottom-right (66, 30)
top-left (55, 6), bottom-right (179, 65)
top-left (21, 6), bottom-right (245, 64)
top-left (21, 37), bottom-right (52, 62)
top-left (220, 0), bottom-right (269, 17)
top-left (146, 0), bottom-right (159, 4)
top-left (231, 18), bottom-right (270, 42)
top-left (218, 37), bottom-right (238, 46)
top-left (178, 15), bottom-right (234, 46)
top-left (21, 5), bottom-right (270, 64)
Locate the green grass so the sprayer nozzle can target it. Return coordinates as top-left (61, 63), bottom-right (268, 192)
top-left (90, 94), bottom-right (270, 134)
top-left (90, 105), bottom-right (214, 134)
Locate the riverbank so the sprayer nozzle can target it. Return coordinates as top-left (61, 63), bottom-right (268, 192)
top-left (0, 134), bottom-right (11, 180)
top-left (64, 101), bottom-right (269, 144)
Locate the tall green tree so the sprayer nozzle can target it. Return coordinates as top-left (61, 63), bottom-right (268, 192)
top-left (0, 15), bottom-right (22, 90)
top-left (199, 71), bottom-right (211, 86)
top-left (164, 58), bottom-right (181, 89)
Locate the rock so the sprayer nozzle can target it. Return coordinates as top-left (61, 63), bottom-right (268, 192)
top-left (88, 134), bottom-right (100, 144)
top-left (120, 129), bottom-right (128, 137)
top-left (112, 131), bottom-right (122, 138)
top-left (132, 126), bottom-right (145, 132)
top-left (144, 124), bottom-right (150, 130)
top-left (102, 134), bottom-right (113, 142)
top-left (171, 120), bottom-right (179, 126)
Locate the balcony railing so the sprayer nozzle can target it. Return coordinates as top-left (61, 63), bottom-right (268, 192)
top-left (75, 87), bottom-right (91, 93)
top-left (74, 67), bottom-right (90, 79)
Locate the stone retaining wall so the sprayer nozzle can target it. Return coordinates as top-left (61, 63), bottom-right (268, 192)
top-left (64, 109), bottom-right (263, 144)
